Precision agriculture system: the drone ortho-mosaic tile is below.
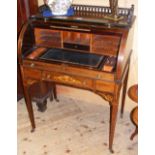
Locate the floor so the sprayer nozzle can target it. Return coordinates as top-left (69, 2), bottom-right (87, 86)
top-left (17, 85), bottom-right (138, 155)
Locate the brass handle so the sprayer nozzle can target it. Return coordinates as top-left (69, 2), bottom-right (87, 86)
top-left (97, 74), bottom-right (101, 79)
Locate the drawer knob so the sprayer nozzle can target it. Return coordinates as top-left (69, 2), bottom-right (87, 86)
top-left (97, 74), bottom-right (101, 79)
top-left (47, 74), bottom-right (51, 79)
top-left (30, 63), bottom-right (35, 67)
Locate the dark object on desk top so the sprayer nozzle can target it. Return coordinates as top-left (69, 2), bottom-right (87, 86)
top-left (39, 48), bottom-right (105, 69)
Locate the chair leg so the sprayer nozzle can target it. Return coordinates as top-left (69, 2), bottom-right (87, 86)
top-left (49, 83), bottom-right (59, 102)
top-left (53, 84), bottom-right (59, 102)
top-left (130, 127), bottom-right (138, 140)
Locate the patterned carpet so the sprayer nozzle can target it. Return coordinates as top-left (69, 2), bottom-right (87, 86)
top-left (17, 94), bottom-right (138, 155)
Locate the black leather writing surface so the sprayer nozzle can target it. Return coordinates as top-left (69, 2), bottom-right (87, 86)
top-left (39, 48), bottom-right (105, 69)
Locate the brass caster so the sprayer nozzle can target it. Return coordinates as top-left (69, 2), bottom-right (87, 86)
top-left (31, 128), bottom-right (35, 133)
top-left (109, 148), bottom-right (114, 153)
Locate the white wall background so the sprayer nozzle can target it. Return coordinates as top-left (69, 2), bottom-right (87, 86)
top-left (37, 0), bottom-right (138, 85)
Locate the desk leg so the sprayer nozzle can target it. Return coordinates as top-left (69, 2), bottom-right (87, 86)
top-left (53, 84), bottom-right (59, 101)
top-left (109, 85), bottom-right (121, 153)
top-left (23, 84), bottom-right (36, 132)
top-left (120, 66), bottom-right (130, 118)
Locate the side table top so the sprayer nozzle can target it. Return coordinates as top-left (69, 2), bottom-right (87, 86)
top-left (128, 84), bottom-right (138, 103)
top-left (131, 106), bottom-right (138, 126)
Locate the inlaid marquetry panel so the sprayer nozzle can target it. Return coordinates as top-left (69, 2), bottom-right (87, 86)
top-left (42, 71), bottom-right (93, 89)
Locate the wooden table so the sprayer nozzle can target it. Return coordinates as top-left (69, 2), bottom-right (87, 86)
top-left (130, 106), bottom-right (138, 140)
top-left (128, 84), bottom-right (138, 140)
top-left (128, 84), bottom-right (138, 103)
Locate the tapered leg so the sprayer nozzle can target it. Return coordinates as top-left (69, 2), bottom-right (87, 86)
top-left (23, 84), bottom-right (36, 132)
top-left (120, 66), bottom-right (130, 118)
top-left (53, 84), bottom-right (59, 102)
top-left (109, 85), bottom-right (121, 153)
top-left (109, 104), bottom-right (119, 153)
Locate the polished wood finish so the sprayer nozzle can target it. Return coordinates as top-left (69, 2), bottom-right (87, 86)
top-left (128, 84), bottom-right (138, 103)
top-left (17, 0), bottom-right (39, 100)
top-left (128, 84), bottom-right (138, 140)
top-left (26, 47), bottom-right (47, 59)
top-left (17, 0), bottom-right (28, 100)
top-left (27, 0), bottom-right (38, 15)
top-left (17, 0), bottom-right (58, 111)
top-left (120, 65), bottom-right (130, 117)
top-left (130, 107), bottom-right (138, 140)
top-left (29, 81), bottom-right (58, 112)
top-left (17, 0), bottom-right (27, 33)
top-left (35, 28), bottom-right (62, 48)
top-left (18, 4), bottom-right (135, 152)
top-left (17, 60), bottom-right (24, 100)
top-left (92, 34), bottom-right (120, 56)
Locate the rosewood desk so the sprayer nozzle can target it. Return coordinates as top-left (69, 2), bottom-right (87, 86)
top-left (18, 5), bottom-right (135, 153)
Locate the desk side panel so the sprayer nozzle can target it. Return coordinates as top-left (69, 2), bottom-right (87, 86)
top-left (116, 26), bottom-right (134, 81)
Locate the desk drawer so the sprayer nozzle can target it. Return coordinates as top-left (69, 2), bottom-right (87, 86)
top-left (96, 80), bottom-right (114, 93)
top-left (23, 67), bottom-right (42, 80)
top-left (42, 71), bottom-right (92, 88)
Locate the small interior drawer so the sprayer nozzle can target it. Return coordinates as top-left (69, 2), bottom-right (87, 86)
top-left (63, 42), bottom-right (90, 51)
